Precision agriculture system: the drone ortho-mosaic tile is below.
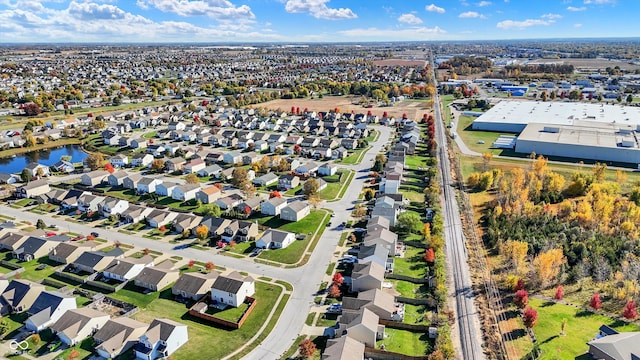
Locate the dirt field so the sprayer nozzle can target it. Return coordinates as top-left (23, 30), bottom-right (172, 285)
top-left (258, 96), bottom-right (432, 121)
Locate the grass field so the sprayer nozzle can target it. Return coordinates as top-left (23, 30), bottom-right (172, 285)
top-left (320, 170), bottom-right (354, 200)
top-left (340, 146), bottom-right (372, 165)
top-left (511, 298), bottom-right (640, 360)
top-left (392, 246), bottom-right (427, 279)
top-left (377, 328), bottom-right (433, 356)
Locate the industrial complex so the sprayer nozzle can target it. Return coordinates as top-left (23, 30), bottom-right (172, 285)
top-left (471, 100), bottom-right (640, 165)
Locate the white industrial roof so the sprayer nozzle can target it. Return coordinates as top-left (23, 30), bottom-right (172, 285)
top-left (517, 121), bottom-right (639, 149)
top-left (475, 100), bottom-right (640, 127)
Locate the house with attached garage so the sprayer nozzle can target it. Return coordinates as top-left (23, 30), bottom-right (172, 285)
top-left (49, 242), bottom-right (93, 265)
top-left (322, 336), bottom-right (365, 360)
top-left (123, 173), bottom-right (143, 190)
top-left (200, 217), bottom-right (231, 238)
top-left (77, 194), bottom-right (105, 213)
top-left (184, 158), bottom-right (206, 174)
top-left (132, 153), bottom-right (153, 167)
top-left (108, 170), bottom-right (129, 187)
top-left (25, 290), bottom-right (77, 332)
top-left (13, 236), bottom-right (60, 262)
top-left (318, 163), bottom-right (339, 176)
top-left (72, 248), bottom-right (125, 274)
top-left (221, 220), bottom-right (259, 243)
top-left (342, 288), bottom-right (403, 322)
top-left (210, 272), bottom-right (255, 308)
top-left (25, 162), bottom-right (50, 177)
top-left (335, 308), bottom-right (384, 348)
top-left (260, 197), bottom-right (287, 216)
top-left (120, 204), bottom-right (153, 224)
top-left (137, 177), bottom-right (162, 194)
top-left (197, 164), bottom-right (222, 177)
top-left (0, 232), bottom-right (28, 252)
top-left (278, 175), bottom-right (299, 190)
top-left (255, 229), bottom-right (295, 249)
top-left (134, 318), bottom-right (189, 360)
top-left (98, 197), bottom-right (129, 217)
top-left (214, 194), bottom-right (243, 210)
top-left (110, 154), bottom-right (129, 168)
top-left (172, 213), bottom-right (203, 234)
top-left (351, 262), bottom-right (385, 292)
top-left (131, 139), bottom-right (148, 150)
top-left (253, 172), bottom-right (278, 187)
top-left (172, 183), bottom-right (200, 202)
top-left (134, 261), bottom-right (180, 292)
top-left (94, 317), bottom-right (148, 360)
top-left (236, 196), bottom-right (262, 215)
top-left (172, 271), bottom-right (219, 301)
top-left (280, 201), bottom-right (311, 222)
top-left (155, 181), bottom-right (178, 197)
top-left (0, 279), bottom-right (45, 315)
top-left (223, 150), bottom-right (242, 164)
top-left (363, 227), bottom-right (398, 257)
top-left (103, 255), bottom-right (155, 282)
top-left (16, 180), bottom-right (50, 198)
top-left (195, 185), bottom-right (222, 204)
top-left (80, 170), bottom-right (109, 187)
top-left (146, 209), bottom-right (178, 228)
top-left (51, 307), bottom-right (110, 346)
top-left (164, 158), bottom-right (186, 173)
top-left (295, 161), bottom-right (319, 176)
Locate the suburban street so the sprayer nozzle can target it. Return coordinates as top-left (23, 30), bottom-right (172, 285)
top-left (0, 126), bottom-right (393, 360)
top-left (432, 63), bottom-right (485, 359)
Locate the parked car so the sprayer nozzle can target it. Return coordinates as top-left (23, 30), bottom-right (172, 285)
top-left (90, 232), bottom-right (100, 237)
top-left (45, 232), bottom-right (56, 237)
top-left (327, 303), bottom-right (342, 314)
top-left (250, 248), bottom-right (263, 257)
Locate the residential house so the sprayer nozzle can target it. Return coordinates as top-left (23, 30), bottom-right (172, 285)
top-left (121, 204), bottom-right (153, 224)
top-left (155, 181), bottom-right (178, 197)
top-left (295, 162), bottom-right (319, 176)
top-left (134, 262), bottom-right (180, 292)
top-left (351, 262), bottom-right (385, 292)
top-left (13, 236), bottom-right (59, 262)
top-left (253, 173), bottom-right (278, 187)
top-left (172, 183), bottom-right (200, 202)
top-left (367, 216), bottom-right (391, 230)
top-left (322, 336), bottom-right (365, 360)
top-left (236, 196), bottom-right (262, 215)
top-left (131, 139), bottom-right (148, 150)
top-left (103, 132), bottom-right (121, 146)
top-left (336, 308), bottom-right (384, 348)
top-left (94, 317), bottom-right (148, 359)
top-left (195, 185), bottom-right (222, 204)
top-left (52, 160), bottom-right (74, 174)
top-left (137, 178), bottom-right (162, 194)
top-left (200, 217), bottom-right (231, 238)
top-left (51, 307), bottom-right (110, 346)
top-left (123, 173), bottom-right (143, 190)
top-left (223, 151), bottom-right (242, 164)
top-left (255, 229), bottom-right (295, 249)
top-left (210, 272), bottom-right (255, 308)
top-left (72, 248), bottom-right (125, 274)
top-left (318, 163), bottom-right (339, 176)
top-left (0, 232), bottom-right (28, 251)
top-left (278, 175), bottom-right (299, 190)
top-left (357, 244), bottom-right (390, 270)
top-left (110, 154), bottom-right (129, 168)
top-left (146, 209), bottom-right (177, 228)
top-left (165, 158), bottom-right (186, 173)
top-left (315, 178), bottom-right (328, 192)
top-left (132, 153), bottom-right (154, 167)
top-left (25, 291), bottom-right (77, 332)
top-left (103, 255), bottom-right (155, 282)
top-left (341, 139), bottom-right (357, 150)
top-left (214, 194), bottom-right (243, 211)
top-left (363, 227), bottom-right (398, 257)
top-left (108, 171), bottom-right (129, 187)
top-left (98, 197), bottom-right (129, 218)
top-left (0, 280), bottom-right (45, 314)
top-left (172, 213), bottom-right (203, 234)
top-left (280, 201), bottom-right (311, 222)
top-left (16, 180), bottom-right (50, 198)
top-left (220, 220), bottom-right (259, 243)
top-left (332, 147), bottom-right (348, 160)
top-left (25, 162), bottom-right (50, 177)
top-left (80, 170), bottom-right (109, 187)
top-left (312, 147), bottom-right (332, 160)
top-left (587, 326), bottom-right (640, 360)
top-left (242, 153), bottom-right (261, 165)
top-left (134, 318), bottom-right (189, 360)
top-left (342, 289), bottom-right (403, 322)
top-left (184, 158), bottom-right (206, 174)
top-left (172, 272), bottom-right (219, 301)
top-left (371, 196), bottom-right (401, 227)
top-left (301, 137), bottom-right (320, 147)
top-left (49, 242), bottom-right (93, 265)
top-left (260, 197), bottom-right (287, 216)
top-left (197, 164), bottom-right (222, 177)
top-left (380, 173), bottom-right (401, 195)
top-left (77, 194), bottom-right (105, 213)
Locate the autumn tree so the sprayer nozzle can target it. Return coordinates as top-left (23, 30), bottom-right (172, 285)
top-left (20, 168), bottom-right (33, 183)
top-left (424, 248), bottom-right (435, 263)
top-left (590, 293), bottom-right (602, 310)
top-left (514, 289), bottom-right (529, 309)
top-left (328, 283), bottom-right (341, 298)
top-left (36, 219), bottom-right (46, 229)
top-left (184, 173), bottom-right (199, 184)
top-left (353, 204), bottom-right (367, 217)
top-left (532, 248), bottom-right (565, 287)
top-left (481, 152), bottom-right (493, 171)
top-left (241, 182), bottom-right (256, 198)
top-left (195, 224), bottom-right (209, 241)
top-left (421, 223), bottom-right (431, 241)
top-left (269, 190), bottom-right (282, 198)
top-left (151, 159), bottom-right (165, 172)
top-left (86, 153), bottom-right (104, 171)
top-left (68, 348), bottom-right (80, 360)
top-left (308, 194), bottom-right (322, 208)
top-left (303, 178), bottom-right (319, 197)
top-left (205, 261), bottom-right (215, 271)
top-left (501, 240), bottom-right (529, 273)
top-left (522, 307), bottom-right (538, 328)
top-left (513, 279), bottom-right (525, 292)
top-left (188, 260), bottom-right (195, 268)
top-left (332, 273), bottom-right (344, 286)
top-left (104, 163), bottom-right (115, 174)
top-left (623, 301), bottom-right (637, 320)
top-left (232, 168), bottom-right (248, 187)
top-left (298, 338), bottom-right (317, 359)
top-left (363, 188), bottom-right (376, 201)
top-left (554, 285), bottom-right (564, 300)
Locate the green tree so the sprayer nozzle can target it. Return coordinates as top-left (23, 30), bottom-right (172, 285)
top-left (36, 219), bottom-right (46, 229)
top-left (397, 212), bottom-right (423, 234)
top-left (303, 178), bottom-right (319, 197)
top-left (202, 204), bottom-right (222, 217)
top-left (21, 168), bottom-right (33, 183)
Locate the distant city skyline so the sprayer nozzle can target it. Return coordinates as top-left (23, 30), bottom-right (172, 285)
top-left (0, 0), bottom-right (638, 43)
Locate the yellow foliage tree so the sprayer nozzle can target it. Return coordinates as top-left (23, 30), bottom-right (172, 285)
top-left (501, 240), bottom-right (529, 273)
top-left (195, 224), bottom-right (209, 241)
top-left (532, 248), bottom-right (565, 288)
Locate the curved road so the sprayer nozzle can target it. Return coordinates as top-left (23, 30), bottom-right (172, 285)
top-left (0, 126), bottom-right (393, 360)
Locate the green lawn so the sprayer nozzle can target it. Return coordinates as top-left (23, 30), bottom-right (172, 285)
top-left (377, 328), bottom-right (432, 356)
top-left (320, 170), bottom-right (354, 200)
top-left (403, 304), bottom-right (431, 325)
top-left (456, 115), bottom-right (515, 155)
top-left (316, 313), bottom-right (339, 328)
top-left (405, 155), bottom-right (429, 170)
top-left (207, 302), bottom-right (250, 322)
top-left (519, 298), bottom-right (640, 360)
top-left (142, 131), bottom-right (157, 139)
top-left (340, 146), bottom-right (372, 165)
top-left (390, 279), bottom-right (430, 300)
top-left (393, 246), bottom-right (427, 279)
top-left (133, 281), bottom-right (283, 360)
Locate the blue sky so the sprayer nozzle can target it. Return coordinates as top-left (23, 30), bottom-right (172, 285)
top-left (0, 0), bottom-right (637, 43)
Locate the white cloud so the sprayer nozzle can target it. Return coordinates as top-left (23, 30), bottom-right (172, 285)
top-left (135, 0), bottom-right (255, 20)
top-left (584, 0), bottom-right (615, 4)
top-left (68, 1), bottom-right (126, 20)
top-left (541, 13), bottom-right (562, 20)
top-left (284, 0), bottom-right (357, 20)
top-left (567, 6), bottom-right (586, 11)
top-left (496, 18), bottom-right (553, 29)
top-left (459, 11), bottom-right (485, 18)
top-left (425, 4), bottom-right (445, 13)
top-left (574, 23), bottom-right (583, 27)
top-left (339, 26), bottom-right (446, 40)
top-left (398, 13), bottom-right (422, 25)
top-left (477, 1), bottom-right (492, 6)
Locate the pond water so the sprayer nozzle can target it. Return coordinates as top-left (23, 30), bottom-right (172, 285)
top-left (0, 144), bottom-right (88, 174)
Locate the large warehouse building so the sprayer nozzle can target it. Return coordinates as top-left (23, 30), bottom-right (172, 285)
top-left (471, 100), bottom-right (640, 164)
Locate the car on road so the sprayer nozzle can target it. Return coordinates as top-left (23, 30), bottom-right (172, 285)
top-left (45, 232), bottom-right (56, 237)
top-left (173, 244), bottom-right (190, 250)
top-left (90, 232), bottom-right (99, 237)
top-left (338, 256), bottom-right (357, 264)
top-left (330, 213), bottom-right (336, 217)
top-left (326, 222), bottom-right (332, 227)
